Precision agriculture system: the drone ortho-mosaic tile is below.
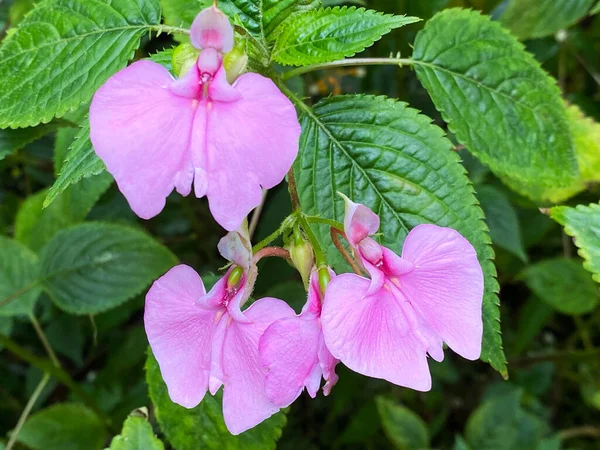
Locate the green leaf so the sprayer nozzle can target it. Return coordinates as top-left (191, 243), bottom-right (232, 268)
top-left (219, 0), bottom-right (319, 41)
top-left (412, 9), bottom-right (577, 190)
top-left (500, 0), bottom-right (596, 40)
top-left (503, 103), bottom-right (600, 203)
top-left (146, 352), bottom-right (286, 450)
top-left (272, 7), bottom-right (420, 66)
top-left (0, 121), bottom-right (66, 160)
top-left (521, 258), bottom-right (599, 315)
top-left (551, 202), bottom-right (600, 282)
top-left (293, 94), bottom-right (506, 374)
top-left (0, 236), bottom-right (41, 317)
top-left (16, 173), bottom-right (112, 252)
top-left (45, 121), bottom-right (107, 208)
top-left (0, 316), bottom-right (14, 349)
top-left (17, 403), bottom-right (106, 450)
top-left (511, 297), bottom-right (553, 357)
top-left (376, 397), bottom-right (429, 450)
top-left (477, 185), bottom-right (527, 261)
top-left (0, 0), bottom-right (161, 128)
top-left (161, 0), bottom-right (199, 30)
top-left (106, 415), bottom-right (165, 450)
top-left (39, 223), bottom-right (177, 314)
top-left (592, 1), bottom-right (600, 15)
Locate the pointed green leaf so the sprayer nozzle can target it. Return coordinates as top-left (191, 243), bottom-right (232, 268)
top-left (551, 202), bottom-right (600, 283)
top-left (293, 94), bottom-right (506, 374)
top-left (592, 1), bottom-right (600, 15)
top-left (0, 236), bottom-right (41, 317)
top-left (45, 121), bottom-right (107, 208)
top-left (521, 258), bottom-right (599, 315)
top-left (413, 9), bottom-right (577, 190)
top-left (146, 352), bottom-right (287, 450)
top-left (501, 0), bottom-right (596, 40)
top-left (106, 415), bottom-right (165, 450)
top-left (17, 403), bottom-right (106, 450)
top-left (376, 397), bottom-right (429, 450)
top-left (0, 0), bottom-right (161, 128)
top-left (39, 223), bottom-right (177, 314)
top-left (272, 7), bottom-right (420, 66)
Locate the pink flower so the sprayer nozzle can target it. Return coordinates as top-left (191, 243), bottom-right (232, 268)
top-left (90, 6), bottom-right (300, 231)
top-left (259, 270), bottom-right (339, 407)
top-left (321, 195), bottom-right (484, 391)
top-left (144, 224), bottom-right (295, 434)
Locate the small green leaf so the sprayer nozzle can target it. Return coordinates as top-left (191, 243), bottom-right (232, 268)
top-left (106, 415), bottom-right (165, 450)
top-left (413, 9), bottom-right (577, 190)
top-left (551, 202), bottom-right (600, 282)
top-left (521, 258), bottom-right (599, 315)
top-left (45, 121), bottom-right (107, 208)
top-left (0, 0), bottom-right (161, 128)
top-left (500, 0), bottom-right (596, 40)
top-left (146, 352), bottom-right (286, 450)
top-left (0, 121), bottom-right (66, 160)
top-left (272, 7), bottom-right (419, 66)
top-left (477, 185), bottom-right (527, 261)
top-left (0, 236), bottom-right (41, 317)
top-left (16, 403), bottom-right (106, 450)
top-left (376, 397), bottom-right (429, 450)
top-left (40, 223), bottom-right (177, 314)
top-left (293, 94), bottom-right (506, 374)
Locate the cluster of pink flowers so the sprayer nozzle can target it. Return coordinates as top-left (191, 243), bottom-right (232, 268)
top-left (90, 5), bottom-right (484, 436)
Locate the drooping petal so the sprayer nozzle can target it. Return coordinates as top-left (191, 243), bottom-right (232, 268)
top-left (399, 224), bottom-right (484, 360)
top-left (217, 221), bottom-right (252, 269)
top-left (90, 61), bottom-right (196, 219)
top-left (144, 265), bottom-right (218, 408)
top-left (260, 316), bottom-right (321, 407)
top-left (221, 298), bottom-right (295, 434)
top-left (190, 6), bottom-right (234, 52)
top-left (318, 333), bottom-right (339, 395)
top-left (321, 274), bottom-right (432, 391)
top-left (194, 73), bottom-right (300, 231)
top-left (340, 194), bottom-right (380, 247)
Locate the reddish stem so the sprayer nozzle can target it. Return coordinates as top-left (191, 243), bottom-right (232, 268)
top-left (330, 228), bottom-right (365, 276)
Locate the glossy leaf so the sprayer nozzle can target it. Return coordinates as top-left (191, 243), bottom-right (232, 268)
top-left (45, 121), bottom-right (107, 208)
top-left (477, 185), bottom-right (527, 261)
top-left (293, 94), bottom-right (506, 374)
top-left (146, 352), bottom-right (287, 450)
top-left (17, 403), bottom-right (106, 450)
top-left (376, 397), bottom-right (429, 450)
top-left (39, 223), bottom-right (177, 314)
top-left (521, 258), bottom-right (599, 315)
top-left (413, 9), bottom-right (577, 190)
top-left (106, 415), bottom-right (165, 450)
top-left (0, 236), bottom-right (42, 317)
top-left (272, 7), bottom-right (419, 65)
top-left (501, 0), bottom-right (596, 40)
top-left (0, 0), bottom-right (161, 128)
top-left (551, 202), bottom-right (600, 282)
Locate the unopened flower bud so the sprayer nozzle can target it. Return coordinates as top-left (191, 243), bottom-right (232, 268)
top-left (223, 40), bottom-right (248, 84)
top-left (227, 265), bottom-right (244, 288)
top-left (172, 42), bottom-right (200, 77)
top-left (287, 228), bottom-right (314, 288)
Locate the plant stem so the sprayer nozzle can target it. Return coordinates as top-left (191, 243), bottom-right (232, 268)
top-left (287, 169), bottom-right (301, 211)
top-left (252, 214), bottom-right (296, 253)
top-left (5, 373), bottom-right (51, 450)
top-left (281, 57), bottom-right (416, 80)
top-left (558, 425), bottom-right (600, 440)
top-left (242, 247), bottom-right (291, 304)
top-left (249, 189), bottom-right (268, 238)
top-left (510, 348), bottom-right (600, 367)
top-left (297, 214), bottom-right (330, 292)
top-left (304, 215), bottom-right (344, 231)
top-left (29, 314), bottom-right (60, 367)
top-left (149, 24), bottom-right (190, 36)
top-left (330, 228), bottom-right (364, 276)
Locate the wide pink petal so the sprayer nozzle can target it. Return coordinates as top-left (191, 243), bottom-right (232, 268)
top-left (90, 61), bottom-right (196, 219)
top-left (260, 316), bottom-right (321, 407)
top-left (321, 274), bottom-right (431, 391)
top-left (221, 298), bottom-right (295, 434)
top-left (341, 194), bottom-right (380, 246)
top-left (400, 224), bottom-right (484, 360)
top-left (190, 6), bottom-right (234, 52)
top-left (195, 73), bottom-right (300, 231)
top-left (144, 265), bottom-right (217, 408)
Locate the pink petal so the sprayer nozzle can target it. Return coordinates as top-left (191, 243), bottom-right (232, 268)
top-left (260, 316), bottom-right (321, 407)
top-left (399, 224), bottom-right (484, 360)
top-left (200, 270), bottom-right (249, 323)
top-left (341, 194), bottom-right (380, 246)
top-left (318, 333), bottom-right (339, 395)
top-left (190, 6), bottom-right (234, 52)
top-left (221, 298), bottom-right (295, 434)
top-left (321, 274), bottom-right (432, 391)
top-left (144, 265), bottom-right (217, 408)
top-left (90, 61), bottom-right (196, 219)
top-left (217, 222), bottom-right (252, 269)
top-left (195, 73), bottom-right (300, 231)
